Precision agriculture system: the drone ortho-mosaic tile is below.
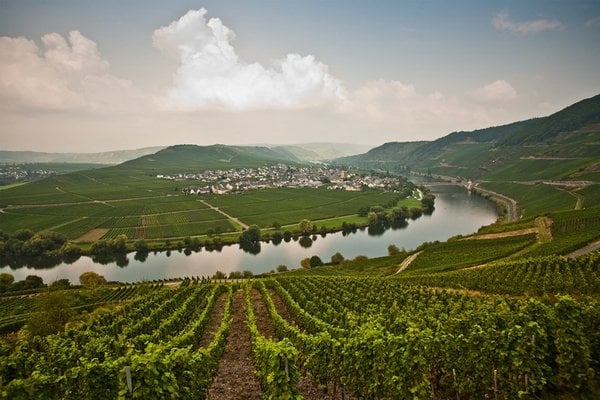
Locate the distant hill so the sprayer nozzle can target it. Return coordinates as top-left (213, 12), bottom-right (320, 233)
top-left (0, 147), bottom-right (166, 165)
top-left (334, 94), bottom-right (600, 181)
top-left (333, 141), bottom-right (427, 171)
top-left (270, 143), bottom-right (371, 162)
top-left (117, 144), bottom-right (300, 175)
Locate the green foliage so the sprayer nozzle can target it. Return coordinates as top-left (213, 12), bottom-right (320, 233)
top-left (309, 255), bottom-right (323, 267)
top-left (404, 234), bottom-right (537, 275)
top-left (387, 244), bottom-right (400, 255)
top-left (79, 271), bottom-right (107, 288)
top-left (0, 284), bottom-right (233, 398)
top-left (330, 252), bottom-right (344, 265)
top-left (480, 182), bottom-right (576, 217)
top-left (245, 284), bottom-right (301, 399)
top-left (298, 219), bottom-right (314, 235)
top-left (268, 276), bottom-right (600, 398)
top-left (239, 225), bottom-right (260, 244)
top-left (212, 270), bottom-right (226, 279)
top-left (398, 253), bottom-right (600, 296)
top-left (277, 265), bottom-right (289, 272)
top-left (26, 292), bottom-right (75, 337)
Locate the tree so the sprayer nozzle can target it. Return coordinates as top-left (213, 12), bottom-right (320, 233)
top-left (14, 229), bottom-right (34, 242)
top-left (49, 278), bottom-right (71, 290)
top-left (134, 239), bottom-right (149, 252)
top-left (298, 219), bottom-right (314, 235)
top-left (213, 270), bottom-right (226, 280)
top-left (11, 275), bottom-right (45, 291)
top-left (0, 272), bottom-right (14, 286)
top-left (24, 275), bottom-right (44, 289)
top-left (283, 230), bottom-right (293, 241)
top-left (229, 271), bottom-right (243, 279)
top-left (298, 236), bottom-right (313, 248)
top-left (331, 252), bottom-right (345, 265)
top-left (79, 271), bottom-right (107, 288)
top-left (27, 292), bottom-right (75, 336)
top-left (241, 225), bottom-right (260, 243)
top-left (272, 232), bottom-right (284, 245)
top-left (0, 272), bottom-right (14, 293)
top-left (301, 258), bottom-right (311, 269)
top-left (272, 221), bottom-right (281, 229)
top-left (309, 255), bottom-right (323, 267)
top-left (388, 244), bottom-right (400, 255)
top-left (242, 270), bottom-right (254, 278)
top-left (276, 265), bottom-right (288, 272)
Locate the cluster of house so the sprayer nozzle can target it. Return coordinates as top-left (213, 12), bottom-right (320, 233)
top-left (157, 164), bottom-right (406, 195)
top-left (0, 164), bottom-right (54, 184)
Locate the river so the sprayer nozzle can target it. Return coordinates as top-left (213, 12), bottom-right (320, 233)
top-left (0, 186), bottom-right (498, 283)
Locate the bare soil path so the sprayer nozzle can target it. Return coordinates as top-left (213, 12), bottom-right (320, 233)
top-left (207, 289), bottom-right (262, 400)
top-left (199, 199), bottom-right (248, 230)
top-left (566, 240), bottom-right (600, 259)
top-left (394, 251), bottom-right (423, 275)
top-left (198, 291), bottom-right (228, 349)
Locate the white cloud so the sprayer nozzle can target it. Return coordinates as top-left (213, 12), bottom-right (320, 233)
top-left (472, 80), bottom-right (517, 102)
top-left (585, 16), bottom-right (600, 28)
top-left (341, 79), bottom-right (535, 141)
top-left (0, 31), bottom-right (143, 112)
top-left (152, 8), bottom-right (347, 110)
top-left (492, 11), bottom-right (563, 34)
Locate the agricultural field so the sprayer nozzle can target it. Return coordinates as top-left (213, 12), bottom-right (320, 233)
top-left (0, 194), bottom-right (234, 240)
top-left (0, 283), bottom-right (162, 334)
top-left (482, 157), bottom-right (594, 181)
top-left (0, 153), bottom-right (416, 244)
top-left (1, 272), bottom-right (598, 399)
top-left (522, 207), bottom-right (600, 257)
top-left (480, 181), bottom-right (577, 217)
top-left (206, 188), bottom-right (401, 228)
top-left (397, 252), bottom-right (600, 296)
top-left (402, 233), bottom-right (537, 275)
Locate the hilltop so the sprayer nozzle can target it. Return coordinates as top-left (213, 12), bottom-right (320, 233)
top-left (117, 144), bottom-right (300, 175)
top-left (334, 93), bottom-right (600, 182)
top-left (0, 147), bottom-right (166, 165)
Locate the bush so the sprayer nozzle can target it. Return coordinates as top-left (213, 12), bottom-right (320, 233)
top-left (309, 255), bottom-right (323, 267)
top-left (331, 252), bottom-right (345, 265)
top-left (388, 244), bottom-right (400, 255)
top-left (276, 265), bottom-right (288, 272)
top-left (79, 271), bottom-right (107, 288)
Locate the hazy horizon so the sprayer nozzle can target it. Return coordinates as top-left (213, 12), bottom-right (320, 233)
top-left (1, 1), bottom-right (599, 152)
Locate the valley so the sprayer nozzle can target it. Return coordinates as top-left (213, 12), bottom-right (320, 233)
top-left (0, 95), bottom-right (598, 400)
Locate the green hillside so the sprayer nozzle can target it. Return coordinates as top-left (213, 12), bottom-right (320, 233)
top-left (335, 94), bottom-right (600, 181)
top-left (119, 144), bottom-right (299, 174)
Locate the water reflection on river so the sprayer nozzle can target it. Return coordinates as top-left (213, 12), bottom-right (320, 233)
top-left (0, 186), bottom-right (498, 283)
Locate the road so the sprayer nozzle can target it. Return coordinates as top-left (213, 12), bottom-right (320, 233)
top-left (566, 240), bottom-right (600, 258)
top-left (472, 186), bottom-right (519, 222)
top-left (198, 199), bottom-right (249, 230)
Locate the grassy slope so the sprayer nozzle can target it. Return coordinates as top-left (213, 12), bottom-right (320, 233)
top-left (480, 182), bottom-right (576, 217)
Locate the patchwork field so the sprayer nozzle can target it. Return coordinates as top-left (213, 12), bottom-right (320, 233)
top-left (0, 175), bottom-right (407, 241)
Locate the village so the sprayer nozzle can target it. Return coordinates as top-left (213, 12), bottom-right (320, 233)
top-left (0, 164), bottom-right (55, 185)
top-left (156, 164), bottom-right (406, 195)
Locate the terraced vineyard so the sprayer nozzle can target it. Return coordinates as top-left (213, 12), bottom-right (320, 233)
top-left (1, 263), bottom-right (599, 399)
top-left (0, 284), bottom-right (162, 335)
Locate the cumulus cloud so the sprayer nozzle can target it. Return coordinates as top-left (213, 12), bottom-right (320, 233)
top-left (472, 80), bottom-right (517, 102)
top-left (152, 8), bottom-right (346, 110)
top-left (492, 11), bottom-right (563, 34)
top-left (0, 31), bottom-right (143, 112)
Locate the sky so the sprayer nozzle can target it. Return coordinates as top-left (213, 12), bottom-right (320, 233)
top-left (1, 0), bottom-right (599, 152)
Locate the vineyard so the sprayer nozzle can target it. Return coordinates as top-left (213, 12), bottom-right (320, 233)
top-left (1, 262), bottom-right (599, 399)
